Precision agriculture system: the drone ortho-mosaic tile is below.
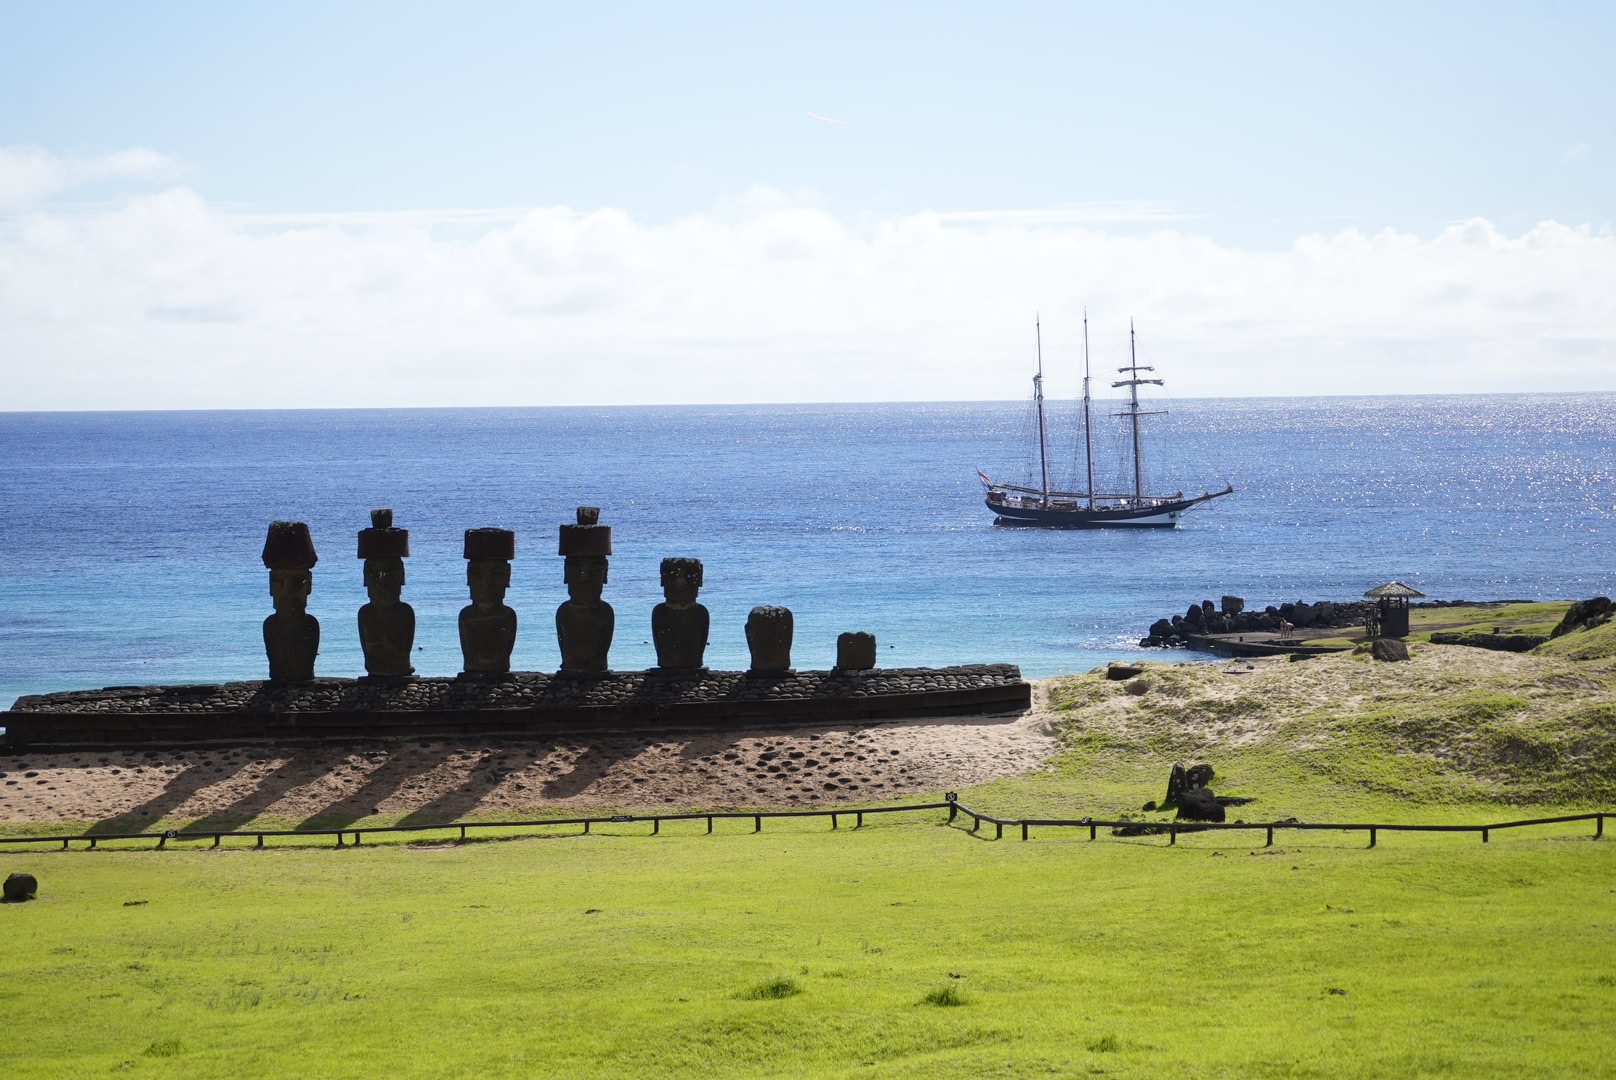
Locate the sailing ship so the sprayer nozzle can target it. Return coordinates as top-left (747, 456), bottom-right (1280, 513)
top-left (979, 315), bottom-right (1233, 528)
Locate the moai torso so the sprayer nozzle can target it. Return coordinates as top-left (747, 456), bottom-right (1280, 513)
top-left (459, 527), bottom-right (518, 676)
top-left (262, 521), bottom-right (320, 682)
top-left (652, 557), bottom-right (708, 671)
top-left (556, 508), bottom-right (614, 677)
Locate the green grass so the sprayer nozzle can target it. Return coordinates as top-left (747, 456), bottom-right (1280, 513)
top-left (3, 816), bottom-right (1612, 1079)
top-left (6, 642), bottom-right (1616, 1078)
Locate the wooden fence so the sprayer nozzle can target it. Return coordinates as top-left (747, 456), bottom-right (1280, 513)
top-left (0, 794), bottom-right (1604, 850)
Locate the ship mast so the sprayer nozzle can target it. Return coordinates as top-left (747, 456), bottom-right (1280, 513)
top-left (1112, 318), bottom-right (1165, 503)
top-left (1034, 315), bottom-right (1050, 507)
top-left (1082, 308), bottom-right (1094, 510)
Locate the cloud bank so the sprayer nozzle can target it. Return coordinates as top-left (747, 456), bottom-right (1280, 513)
top-left (1, 165), bottom-right (1612, 410)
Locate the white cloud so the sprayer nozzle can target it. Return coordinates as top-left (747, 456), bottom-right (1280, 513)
top-left (0, 182), bottom-right (1612, 409)
top-left (0, 145), bottom-right (182, 208)
top-left (1564, 141), bottom-right (1593, 162)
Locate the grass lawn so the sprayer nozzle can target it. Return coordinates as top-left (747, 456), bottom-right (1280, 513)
top-left (4, 809), bottom-right (1613, 1079)
top-left (6, 639), bottom-right (1616, 1079)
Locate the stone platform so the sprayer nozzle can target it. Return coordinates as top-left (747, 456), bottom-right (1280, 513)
top-left (0, 665), bottom-right (1030, 751)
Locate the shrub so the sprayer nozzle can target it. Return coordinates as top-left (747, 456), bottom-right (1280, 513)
top-left (737, 975), bottom-right (802, 1000)
top-left (918, 984), bottom-right (969, 1007)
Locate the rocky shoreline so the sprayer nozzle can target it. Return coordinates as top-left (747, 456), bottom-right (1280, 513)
top-left (1139, 596), bottom-right (1492, 648)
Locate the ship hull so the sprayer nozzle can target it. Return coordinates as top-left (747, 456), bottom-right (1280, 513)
top-left (987, 497), bottom-right (1192, 528)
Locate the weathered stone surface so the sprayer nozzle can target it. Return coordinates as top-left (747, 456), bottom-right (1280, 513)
top-left (1106, 663), bottom-right (1145, 681)
top-left (460, 529), bottom-right (517, 675)
top-left (836, 631), bottom-right (877, 671)
top-left (3, 872), bottom-right (37, 901)
top-left (263, 521), bottom-right (320, 683)
top-left (556, 509), bottom-right (614, 676)
top-left (652, 557), bottom-right (708, 671)
top-left (1429, 631), bottom-right (1546, 652)
top-left (1221, 595), bottom-right (1245, 616)
top-left (1370, 638), bottom-right (1410, 662)
top-left (746, 606), bottom-right (794, 674)
top-left (1551, 597), bottom-right (1614, 638)
top-left (1176, 788), bottom-right (1226, 822)
top-left (1185, 763), bottom-right (1215, 789)
top-left (358, 511), bottom-right (414, 677)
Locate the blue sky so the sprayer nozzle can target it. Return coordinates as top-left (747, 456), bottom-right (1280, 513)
top-left (2, 2), bottom-right (1613, 407)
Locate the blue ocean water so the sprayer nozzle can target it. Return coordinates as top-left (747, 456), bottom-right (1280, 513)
top-left (2, 394), bottom-right (1614, 707)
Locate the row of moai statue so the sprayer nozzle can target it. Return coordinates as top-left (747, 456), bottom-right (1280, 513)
top-left (261, 507), bottom-right (880, 683)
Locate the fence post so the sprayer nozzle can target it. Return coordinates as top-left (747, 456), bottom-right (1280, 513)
top-left (89, 837), bottom-right (98, 849)
top-left (256, 834), bottom-right (264, 848)
top-left (706, 816), bottom-right (713, 834)
top-left (61, 838), bottom-right (69, 850)
top-left (1481, 828), bottom-right (1489, 844)
top-left (994, 822), bottom-right (1002, 840)
top-left (831, 813), bottom-right (838, 829)
top-left (353, 832), bottom-right (361, 846)
top-left (1597, 814), bottom-right (1604, 840)
top-left (1089, 824), bottom-right (1096, 841)
top-left (971, 816), bottom-right (980, 833)
top-left (1168, 825), bottom-right (1177, 846)
top-left (754, 815), bottom-right (762, 833)
top-left (856, 812), bottom-right (864, 829)
top-left (1368, 827), bottom-right (1376, 849)
top-left (157, 835), bottom-right (166, 849)
top-left (459, 825), bottom-right (467, 841)
top-left (1021, 823), bottom-right (1029, 841)
top-left (584, 821), bottom-right (591, 834)
top-left (652, 819), bottom-right (660, 836)
top-left (948, 804), bottom-right (957, 822)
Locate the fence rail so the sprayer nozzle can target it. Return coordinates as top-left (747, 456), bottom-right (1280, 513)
top-left (0, 796), bottom-right (1604, 850)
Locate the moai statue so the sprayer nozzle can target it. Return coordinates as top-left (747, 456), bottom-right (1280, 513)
top-left (556, 507), bottom-right (613, 677)
top-left (745, 605), bottom-right (794, 675)
top-left (459, 527), bottom-right (517, 677)
top-left (356, 508), bottom-right (414, 678)
top-left (262, 520), bottom-right (319, 682)
top-left (653, 557), bottom-right (709, 672)
top-left (835, 631), bottom-right (877, 671)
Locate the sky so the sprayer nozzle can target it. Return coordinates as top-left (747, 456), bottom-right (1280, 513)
top-left (1, 1), bottom-right (1613, 409)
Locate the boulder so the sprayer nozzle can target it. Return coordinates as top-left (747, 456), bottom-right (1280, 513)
top-left (1148, 619), bottom-right (1174, 640)
top-left (1221, 595), bottom-right (1245, 616)
top-left (3, 872), bottom-right (37, 902)
top-left (1184, 605), bottom-right (1205, 627)
top-left (1551, 597), bottom-right (1614, 638)
top-left (1106, 663), bottom-right (1145, 681)
top-left (1370, 638), bottom-right (1410, 662)
top-left (1290, 603), bottom-right (1317, 627)
top-left (1185, 763), bottom-right (1215, 789)
top-left (1176, 788), bottom-right (1226, 822)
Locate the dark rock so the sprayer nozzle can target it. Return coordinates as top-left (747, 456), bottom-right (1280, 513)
top-left (262, 520), bottom-right (320, 682)
top-left (1370, 638), bottom-right (1410, 662)
top-left (835, 631), bottom-right (877, 671)
top-left (1106, 663), bottom-right (1145, 681)
top-left (1429, 631), bottom-right (1546, 653)
top-left (1291, 603), bottom-right (1316, 628)
top-left (557, 509), bottom-right (613, 676)
top-left (1176, 788), bottom-right (1226, 822)
top-left (652, 557), bottom-right (708, 671)
top-left (1185, 605), bottom-right (1205, 627)
top-left (461, 530), bottom-right (518, 676)
top-left (1185, 763), bottom-right (1215, 789)
top-left (1164, 762), bottom-right (1189, 805)
top-left (3, 872), bottom-right (37, 902)
top-left (1551, 597), bottom-right (1613, 638)
top-left (1221, 595), bottom-right (1245, 616)
top-left (746, 606), bottom-right (794, 674)
top-left (1149, 619), bottom-right (1174, 640)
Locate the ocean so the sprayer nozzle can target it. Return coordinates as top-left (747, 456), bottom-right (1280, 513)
top-left (2, 394), bottom-right (1613, 707)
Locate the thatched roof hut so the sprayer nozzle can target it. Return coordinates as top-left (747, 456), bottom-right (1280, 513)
top-left (1364, 581), bottom-right (1426, 599)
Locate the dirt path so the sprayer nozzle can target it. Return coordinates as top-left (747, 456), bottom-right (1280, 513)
top-left (0, 698), bottom-right (1057, 829)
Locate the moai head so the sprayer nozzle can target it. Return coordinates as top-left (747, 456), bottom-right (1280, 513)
top-left (463, 527), bottom-right (515, 608)
top-left (745, 605), bottom-right (794, 674)
top-left (358, 508), bottom-right (410, 605)
top-left (836, 631), bottom-right (877, 671)
top-left (262, 520), bottom-right (317, 613)
top-left (558, 506), bottom-right (612, 603)
top-left (659, 557), bottom-right (703, 608)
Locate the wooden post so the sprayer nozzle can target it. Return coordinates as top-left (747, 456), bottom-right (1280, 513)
top-left (831, 813), bottom-right (838, 829)
top-left (584, 821), bottom-right (591, 834)
top-left (61, 838), bottom-right (68, 850)
top-left (157, 835), bottom-right (166, 849)
top-left (706, 816), bottom-right (714, 834)
top-left (948, 804), bottom-right (958, 822)
top-left (994, 822), bottom-right (1003, 840)
top-left (1481, 828), bottom-right (1489, 843)
top-left (1368, 827), bottom-right (1377, 849)
top-left (754, 815), bottom-right (762, 833)
top-left (1021, 823), bottom-right (1029, 841)
top-left (459, 825), bottom-right (467, 841)
top-left (88, 837), bottom-right (97, 849)
top-left (213, 834), bottom-right (221, 848)
top-left (1089, 824), bottom-right (1096, 841)
top-left (856, 812), bottom-right (864, 829)
top-left (652, 819), bottom-right (660, 836)
top-left (1597, 814), bottom-right (1604, 839)
top-left (256, 834), bottom-right (264, 848)
top-left (1168, 825), bottom-right (1176, 846)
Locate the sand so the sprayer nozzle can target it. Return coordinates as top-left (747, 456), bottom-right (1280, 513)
top-left (0, 694), bottom-right (1057, 828)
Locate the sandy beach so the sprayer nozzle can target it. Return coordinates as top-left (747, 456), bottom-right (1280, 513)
top-left (0, 692), bottom-right (1057, 828)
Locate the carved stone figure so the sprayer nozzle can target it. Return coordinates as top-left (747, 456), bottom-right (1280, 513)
top-left (556, 507), bottom-right (613, 677)
top-left (745, 605), bottom-right (793, 675)
top-left (653, 557), bottom-right (708, 672)
top-left (357, 509), bottom-right (415, 678)
top-left (262, 520), bottom-right (319, 682)
top-left (835, 631), bottom-right (877, 671)
top-left (459, 527), bottom-right (517, 676)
